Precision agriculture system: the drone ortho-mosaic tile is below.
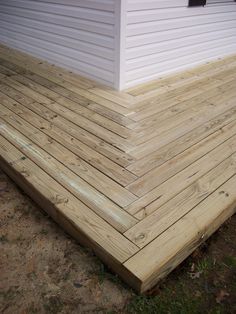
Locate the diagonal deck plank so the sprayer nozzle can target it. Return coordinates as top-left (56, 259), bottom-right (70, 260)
top-left (129, 82), bottom-right (236, 145)
top-left (129, 74), bottom-right (236, 132)
top-left (126, 55), bottom-right (236, 98)
top-left (126, 106), bottom-right (236, 176)
top-left (0, 74), bottom-right (132, 152)
top-left (129, 66), bottom-right (236, 121)
top-left (0, 59), bottom-right (132, 135)
top-left (0, 45), bottom-right (134, 115)
top-left (127, 120), bottom-right (236, 197)
top-left (0, 83), bottom-right (135, 167)
top-left (128, 89), bottom-right (236, 159)
top-left (0, 91), bottom-right (136, 185)
top-left (0, 107), bottom-right (137, 209)
top-left (0, 44), bottom-right (235, 293)
top-left (125, 131), bottom-right (236, 217)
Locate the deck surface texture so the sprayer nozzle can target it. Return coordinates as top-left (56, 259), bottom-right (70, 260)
top-left (0, 44), bottom-right (236, 293)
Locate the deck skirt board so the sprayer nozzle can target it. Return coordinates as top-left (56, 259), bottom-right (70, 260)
top-left (0, 44), bottom-right (235, 293)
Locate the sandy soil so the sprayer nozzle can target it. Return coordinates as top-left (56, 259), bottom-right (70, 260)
top-left (0, 169), bottom-right (235, 314)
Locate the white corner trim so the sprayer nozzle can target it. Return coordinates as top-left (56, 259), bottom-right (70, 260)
top-left (114, 0), bottom-right (126, 90)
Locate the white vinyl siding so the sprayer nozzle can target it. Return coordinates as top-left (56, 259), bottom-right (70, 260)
top-left (0, 0), bottom-right (116, 86)
top-left (125, 0), bottom-right (236, 88)
top-left (208, 0), bottom-right (235, 4)
top-left (0, 0), bottom-right (236, 90)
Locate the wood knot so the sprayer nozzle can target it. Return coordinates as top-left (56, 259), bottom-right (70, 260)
top-left (52, 194), bottom-right (69, 205)
top-left (135, 233), bottom-right (146, 242)
top-left (21, 168), bottom-right (30, 177)
top-left (219, 190), bottom-right (229, 197)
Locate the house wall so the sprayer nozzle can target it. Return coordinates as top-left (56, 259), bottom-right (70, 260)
top-left (125, 0), bottom-right (236, 88)
top-left (0, 0), bottom-right (116, 87)
top-left (0, 0), bottom-right (236, 90)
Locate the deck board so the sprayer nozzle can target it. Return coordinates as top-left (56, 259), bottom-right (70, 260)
top-left (0, 44), bottom-right (236, 293)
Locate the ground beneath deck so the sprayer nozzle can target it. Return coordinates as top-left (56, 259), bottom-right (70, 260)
top-left (0, 44), bottom-right (236, 293)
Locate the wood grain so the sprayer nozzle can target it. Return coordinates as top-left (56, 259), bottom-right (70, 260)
top-left (0, 44), bottom-right (235, 293)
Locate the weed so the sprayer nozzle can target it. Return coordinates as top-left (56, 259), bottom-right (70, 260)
top-left (62, 271), bottom-right (70, 281)
top-left (43, 296), bottom-right (63, 314)
top-left (209, 308), bottom-right (225, 314)
top-left (39, 228), bottom-right (48, 235)
top-left (27, 304), bottom-right (39, 314)
top-left (96, 263), bottom-right (121, 285)
top-left (0, 234), bottom-right (8, 243)
top-left (16, 234), bottom-right (24, 242)
top-left (196, 257), bottom-right (215, 273)
top-left (126, 293), bottom-right (200, 314)
top-left (223, 256), bottom-right (236, 268)
top-left (0, 288), bottom-right (18, 302)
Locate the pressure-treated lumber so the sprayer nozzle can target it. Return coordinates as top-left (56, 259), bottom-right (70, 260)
top-left (0, 44), bottom-right (235, 293)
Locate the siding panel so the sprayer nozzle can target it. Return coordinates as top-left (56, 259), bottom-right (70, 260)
top-left (0, 0), bottom-right (115, 86)
top-left (126, 0), bottom-right (236, 87)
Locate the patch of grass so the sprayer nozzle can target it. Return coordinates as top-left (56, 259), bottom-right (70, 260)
top-left (0, 234), bottom-right (8, 243)
top-left (16, 234), bottom-right (24, 242)
top-left (26, 271), bottom-right (37, 280)
top-left (196, 257), bottom-right (215, 273)
top-left (43, 296), bottom-right (63, 314)
top-left (39, 228), bottom-right (48, 235)
top-left (14, 204), bottom-right (31, 216)
top-left (96, 263), bottom-right (122, 285)
top-left (27, 304), bottom-right (39, 314)
top-left (126, 268), bottom-right (232, 314)
top-left (126, 292), bottom-right (201, 314)
top-left (0, 288), bottom-right (18, 302)
top-left (62, 271), bottom-right (70, 281)
top-left (96, 263), bottom-right (108, 283)
top-left (223, 256), bottom-right (236, 268)
top-left (208, 308), bottom-right (225, 314)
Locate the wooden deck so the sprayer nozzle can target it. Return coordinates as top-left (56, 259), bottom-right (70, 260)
top-left (0, 44), bottom-right (236, 293)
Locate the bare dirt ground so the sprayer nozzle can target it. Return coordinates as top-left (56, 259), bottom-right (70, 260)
top-left (0, 169), bottom-right (235, 314)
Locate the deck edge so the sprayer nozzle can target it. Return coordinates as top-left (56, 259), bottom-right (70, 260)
top-left (0, 154), bottom-right (143, 292)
